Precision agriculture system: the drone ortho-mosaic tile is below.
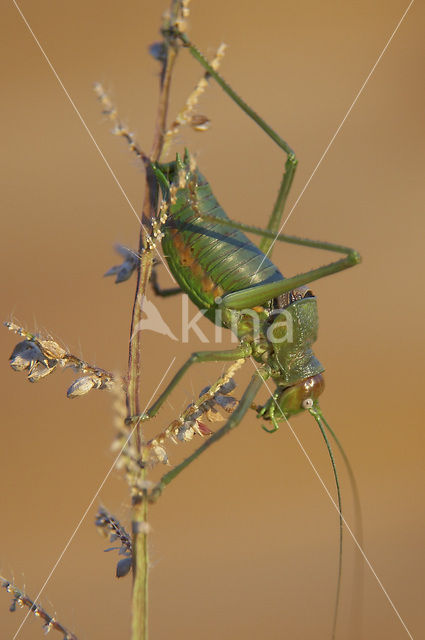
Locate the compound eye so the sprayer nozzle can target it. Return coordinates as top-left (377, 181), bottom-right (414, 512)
top-left (302, 398), bottom-right (314, 410)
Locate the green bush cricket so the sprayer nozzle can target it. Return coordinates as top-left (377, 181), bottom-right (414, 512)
top-left (127, 26), bottom-right (360, 476)
top-left (116, 25), bottom-right (362, 636)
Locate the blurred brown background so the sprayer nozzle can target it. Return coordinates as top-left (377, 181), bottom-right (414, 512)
top-left (1, 0), bottom-right (424, 638)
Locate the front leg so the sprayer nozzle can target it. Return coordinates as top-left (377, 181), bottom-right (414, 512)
top-left (149, 371), bottom-right (265, 501)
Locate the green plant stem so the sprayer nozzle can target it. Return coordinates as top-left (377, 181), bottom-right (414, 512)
top-left (127, 3), bottom-right (183, 639)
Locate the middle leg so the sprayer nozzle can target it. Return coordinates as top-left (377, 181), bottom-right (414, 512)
top-left (128, 342), bottom-right (252, 423)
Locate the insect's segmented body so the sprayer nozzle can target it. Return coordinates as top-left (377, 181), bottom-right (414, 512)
top-left (157, 154), bottom-right (326, 417)
top-left (145, 30), bottom-right (360, 429)
top-left (161, 158), bottom-right (284, 325)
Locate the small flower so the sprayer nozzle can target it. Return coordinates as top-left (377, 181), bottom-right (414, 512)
top-left (203, 407), bottom-right (224, 423)
top-left (152, 444), bottom-right (168, 464)
top-left (27, 360), bottom-right (57, 383)
top-left (9, 340), bottom-right (46, 371)
top-left (176, 421), bottom-right (197, 442)
top-left (198, 378), bottom-right (238, 417)
top-left (217, 379), bottom-right (236, 395)
top-left (116, 557), bottom-right (132, 578)
top-left (9, 340), bottom-right (58, 383)
top-left (104, 245), bottom-right (139, 283)
top-left (149, 42), bottom-right (166, 62)
top-left (182, 404), bottom-right (203, 420)
top-left (193, 421), bottom-right (213, 437)
top-left (67, 375), bottom-right (103, 398)
top-left (189, 114), bottom-right (211, 131)
top-left (215, 395), bottom-right (238, 413)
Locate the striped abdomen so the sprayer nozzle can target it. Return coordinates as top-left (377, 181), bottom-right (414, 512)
top-left (161, 167), bottom-right (284, 315)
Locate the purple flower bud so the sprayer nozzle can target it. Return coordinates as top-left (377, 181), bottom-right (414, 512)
top-left (215, 395), bottom-right (238, 412)
top-left (177, 422), bottom-right (196, 441)
top-left (104, 245), bottom-right (139, 283)
top-left (116, 556), bottom-right (132, 578)
top-left (218, 379), bottom-right (236, 395)
top-left (9, 340), bottom-right (45, 371)
top-left (149, 42), bottom-right (166, 62)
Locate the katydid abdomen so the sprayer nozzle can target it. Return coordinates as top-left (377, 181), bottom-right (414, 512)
top-left (161, 163), bottom-right (285, 326)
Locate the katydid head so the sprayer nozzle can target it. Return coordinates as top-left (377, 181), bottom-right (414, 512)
top-left (258, 373), bottom-right (325, 431)
top-left (276, 373), bottom-right (325, 417)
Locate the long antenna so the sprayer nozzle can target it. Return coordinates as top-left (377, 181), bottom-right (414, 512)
top-left (309, 406), bottom-right (343, 640)
top-left (317, 408), bottom-right (364, 639)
